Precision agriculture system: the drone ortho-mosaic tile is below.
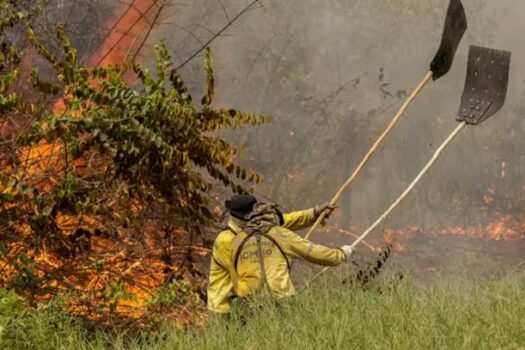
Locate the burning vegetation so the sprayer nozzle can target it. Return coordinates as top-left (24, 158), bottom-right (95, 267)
top-left (1, 0), bottom-right (524, 329)
top-left (0, 0), bottom-right (268, 324)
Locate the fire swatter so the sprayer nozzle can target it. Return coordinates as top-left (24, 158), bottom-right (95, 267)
top-left (306, 45), bottom-right (512, 286)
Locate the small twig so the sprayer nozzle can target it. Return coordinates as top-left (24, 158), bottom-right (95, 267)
top-left (128, 2), bottom-right (166, 61)
top-left (92, 0), bottom-right (160, 67)
top-left (62, 138), bottom-right (69, 186)
top-left (88, 1), bottom-right (135, 60)
top-left (64, 0), bottom-right (78, 27)
top-left (170, 23), bottom-right (207, 48)
top-left (216, 0), bottom-right (231, 22)
top-left (175, 0), bottom-right (262, 70)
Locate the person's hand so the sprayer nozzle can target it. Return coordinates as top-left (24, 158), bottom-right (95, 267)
top-left (314, 202), bottom-right (336, 218)
top-left (340, 245), bottom-right (354, 259)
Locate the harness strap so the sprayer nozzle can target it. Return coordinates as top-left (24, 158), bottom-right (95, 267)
top-left (260, 232), bottom-right (291, 270)
top-left (233, 232), bottom-right (255, 273)
top-left (233, 230), bottom-right (290, 272)
top-left (255, 234), bottom-right (270, 292)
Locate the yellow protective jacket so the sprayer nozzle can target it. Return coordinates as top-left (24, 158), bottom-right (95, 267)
top-left (207, 209), bottom-right (346, 313)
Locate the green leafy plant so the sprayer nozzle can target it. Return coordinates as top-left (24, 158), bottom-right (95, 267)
top-left (0, 3), bottom-right (269, 320)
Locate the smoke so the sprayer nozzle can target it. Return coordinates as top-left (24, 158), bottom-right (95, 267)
top-left (154, 0), bottom-right (525, 274)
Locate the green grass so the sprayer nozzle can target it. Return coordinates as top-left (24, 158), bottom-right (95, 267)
top-left (2, 273), bottom-right (525, 349)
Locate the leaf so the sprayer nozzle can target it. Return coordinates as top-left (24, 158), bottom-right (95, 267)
top-left (0, 22), bottom-right (270, 315)
top-left (155, 136), bottom-right (162, 148)
top-left (201, 47), bottom-right (215, 106)
top-left (42, 206), bottom-right (53, 217)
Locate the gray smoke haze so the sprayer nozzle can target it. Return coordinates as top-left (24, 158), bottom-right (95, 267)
top-left (152, 0), bottom-right (525, 275)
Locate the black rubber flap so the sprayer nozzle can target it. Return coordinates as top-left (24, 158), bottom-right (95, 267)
top-left (456, 45), bottom-right (511, 125)
top-left (430, 0), bottom-right (467, 80)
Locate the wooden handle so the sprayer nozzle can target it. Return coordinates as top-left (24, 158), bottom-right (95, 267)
top-left (350, 121), bottom-right (466, 249)
top-left (304, 71), bottom-right (434, 240)
top-left (303, 121), bottom-right (467, 288)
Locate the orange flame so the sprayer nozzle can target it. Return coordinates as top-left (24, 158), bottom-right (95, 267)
top-left (88, 0), bottom-right (161, 68)
top-left (379, 214), bottom-right (525, 254)
top-left (437, 215), bottom-right (525, 242)
top-left (24, 0), bottom-right (161, 183)
top-left (1, 0), bottom-right (182, 321)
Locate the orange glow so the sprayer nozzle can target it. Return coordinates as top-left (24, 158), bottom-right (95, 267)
top-left (88, 0), bottom-right (160, 68)
top-left (381, 227), bottom-right (414, 252)
top-left (323, 224), bottom-right (382, 253)
top-left (287, 173), bottom-right (301, 182)
top-left (379, 214), bottom-right (525, 253)
top-left (25, 0), bottom-right (159, 186)
top-left (438, 214), bottom-right (525, 242)
top-left (0, 0), bottom-right (180, 322)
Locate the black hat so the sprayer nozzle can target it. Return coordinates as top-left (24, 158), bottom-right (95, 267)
top-left (225, 194), bottom-right (257, 220)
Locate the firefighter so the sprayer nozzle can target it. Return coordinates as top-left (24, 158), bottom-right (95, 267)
top-left (207, 194), bottom-right (354, 314)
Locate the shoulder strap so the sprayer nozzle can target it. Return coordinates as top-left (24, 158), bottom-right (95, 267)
top-left (226, 226), bottom-right (237, 235)
top-left (233, 231), bottom-right (256, 272)
top-left (233, 230), bottom-right (291, 272)
top-left (255, 234), bottom-right (270, 292)
top-left (261, 232), bottom-right (291, 270)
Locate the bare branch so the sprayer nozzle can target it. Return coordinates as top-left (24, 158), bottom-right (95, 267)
top-left (175, 0), bottom-right (262, 70)
top-left (216, 0), bottom-right (231, 22)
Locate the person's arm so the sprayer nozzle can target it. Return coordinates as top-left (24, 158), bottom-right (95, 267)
top-left (282, 203), bottom-right (336, 231)
top-left (207, 259), bottom-right (232, 314)
top-left (273, 228), bottom-right (347, 266)
top-left (207, 234), bottom-right (233, 314)
top-left (282, 209), bottom-right (317, 231)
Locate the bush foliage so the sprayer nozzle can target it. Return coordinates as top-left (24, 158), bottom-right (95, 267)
top-left (0, 1), bottom-right (269, 320)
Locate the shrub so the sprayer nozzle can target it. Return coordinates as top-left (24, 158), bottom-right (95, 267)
top-left (0, 2), bottom-right (269, 320)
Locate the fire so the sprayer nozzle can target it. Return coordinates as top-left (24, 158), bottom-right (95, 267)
top-left (382, 229), bottom-right (408, 253)
top-left (20, 0), bottom-right (162, 186)
top-left (0, 0), bottom-right (188, 322)
top-left (438, 215), bottom-right (525, 242)
top-left (40, 0), bottom-right (159, 197)
top-left (378, 214), bottom-right (525, 254)
top-left (88, 0), bottom-right (162, 68)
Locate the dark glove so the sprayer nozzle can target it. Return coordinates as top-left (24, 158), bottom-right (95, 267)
top-left (314, 202), bottom-right (336, 218)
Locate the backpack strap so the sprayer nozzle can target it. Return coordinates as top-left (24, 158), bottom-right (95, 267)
top-left (233, 230), bottom-right (290, 272)
top-left (233, 231), bottom-right (256, 273)
top-left (260, 232), bottom-right (290, 271)
top-left (226, 226), bottom-right (237, 235)
top-left (255, 234), bottom-right (270, 292)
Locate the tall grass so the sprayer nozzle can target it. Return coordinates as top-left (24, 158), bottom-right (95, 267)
top-left (2, 273), bottom-right (525, 349)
